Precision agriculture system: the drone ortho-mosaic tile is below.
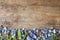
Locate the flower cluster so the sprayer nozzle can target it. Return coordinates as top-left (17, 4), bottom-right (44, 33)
top-left (0, 25), bottom-right (60, 40)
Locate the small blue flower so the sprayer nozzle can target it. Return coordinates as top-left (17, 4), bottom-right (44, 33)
top-left (26, 36), bottom-right (32, 40)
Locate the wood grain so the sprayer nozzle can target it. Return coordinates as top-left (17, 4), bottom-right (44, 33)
top-left (0, 0), bottom-right (60, 29)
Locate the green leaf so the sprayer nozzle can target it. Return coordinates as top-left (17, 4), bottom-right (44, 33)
top-left (40, 37), bottom-right (43, 40)
top-left (3, 34), bottom-right (8, 40)
top-left (22, 31), bottom-right (28, 40)
top-left (18, 29), bottom-right (21, 40)
top-left (0, 36), bottom-right (2, 40)
top-left (13, 36), bottom-right (16, 40)
top-left (52, 36), bottom-right (58, 40)
top-left (8, 36), bottom-right (12, 40)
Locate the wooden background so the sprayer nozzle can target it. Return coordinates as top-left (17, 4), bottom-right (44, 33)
top-left (0, 0), bottom-right (60, 29)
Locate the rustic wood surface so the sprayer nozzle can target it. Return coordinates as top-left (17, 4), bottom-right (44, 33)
top-left (0, 0), bottom-right (60, 29)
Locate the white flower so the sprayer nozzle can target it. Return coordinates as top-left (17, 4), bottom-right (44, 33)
top-left (22, 28), bottom-right (25, 30)
top-left (49, 29), bottom-right (51, 33)
top-left (27, 36), bottom-right (32, 40)
top-left (53, 29), bottom-right (56, 34)
top-left (48, 33), bottom-right (51, 37)
top-left (12, 34), bottom-right (15, 38)
top-left (32, 34), bottom-right (37, 39)
top-left (36, 29), bottom-right (38, 32)
top-left (4, 27), bottom-right (7, 30)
